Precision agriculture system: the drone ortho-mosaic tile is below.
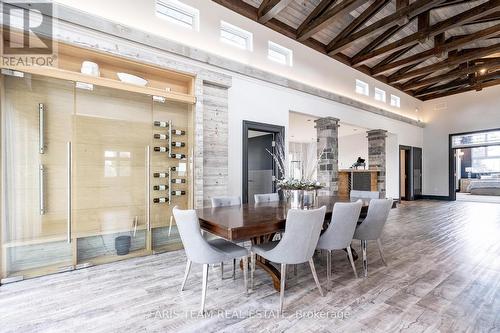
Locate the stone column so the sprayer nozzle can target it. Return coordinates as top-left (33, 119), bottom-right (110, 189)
top-left (315, 117), bottom-right (340, 196)
top-left (367, 129), bottom-right (388, 198)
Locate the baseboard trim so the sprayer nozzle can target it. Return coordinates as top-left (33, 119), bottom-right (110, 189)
top-left (419, 195), bottom-right (452, 201)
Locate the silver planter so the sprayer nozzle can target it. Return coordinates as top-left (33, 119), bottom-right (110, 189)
top-left (289, 190), bottom-right (303, 209)
top-left (302, 190), bottom-right (317, 209)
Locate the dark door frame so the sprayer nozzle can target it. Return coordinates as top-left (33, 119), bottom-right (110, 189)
top-left (242, 120), bottom-right (285, 204)
top-left (448, 127), bottom-right (500, 201)
top-left (399, 145), bottom-right (412, 201)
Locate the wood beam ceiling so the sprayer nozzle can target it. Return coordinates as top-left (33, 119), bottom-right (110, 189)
top-left (212, 0), bottom-right (500, 100)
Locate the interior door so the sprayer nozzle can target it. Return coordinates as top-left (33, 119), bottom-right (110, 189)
top-left (1, 74), bottom-right (74, 281)
top-left (413, 147), bottom-right (423, 198)
top-left (73, 84), bottom-right (150, 265)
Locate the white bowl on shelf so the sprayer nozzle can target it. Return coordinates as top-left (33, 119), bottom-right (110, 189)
top-left (117, 72), bottom-right (148, 86)
top-left (81, 61), bottom-right (100, 77)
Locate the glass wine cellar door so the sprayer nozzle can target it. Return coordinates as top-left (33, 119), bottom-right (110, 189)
top-left (1, 74), bottom-right (74, 281)
top-left (1, 62), bottom-right (194, 282)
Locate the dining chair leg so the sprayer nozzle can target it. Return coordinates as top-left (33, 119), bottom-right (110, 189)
top-left (242, 256), bottom-right (248, 295)
top-left (309, 258), bottom-right (324, 297)
top-left (250, 252), bottom-right (256, 290)
top-left (168, 216), bottom-right (173, 237)
top-left (361, 240), bottom-right (368, 278)
top-left (180, 259), bottom-right (191, 291)
top-left (346, 247), bottom-right (358, 279)
top-left (279, 263), bottom-right (287, 314)
top-left (232, 258), bottom-right (236, 279)
top-left (376, 238), bottom-right (388, 266)
top-left (200, 263), bottom-right (209, 314)
top-left (326, 250), bottom-right (331, 289)
top-left (220, 262), bottom-right (224, 280)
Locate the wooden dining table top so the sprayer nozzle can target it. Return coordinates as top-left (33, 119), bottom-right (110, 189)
top-left (196, 196), bottom-right (374, 242)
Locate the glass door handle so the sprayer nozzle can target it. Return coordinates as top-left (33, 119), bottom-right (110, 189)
top-left (67, 142), bottom-right (72, 243)
top-left (39, 103), bottom-right (45, 154)
top-left (39, 164), bottom-right (45, 215)
top-left (146, 146), bottom-right (151, 232)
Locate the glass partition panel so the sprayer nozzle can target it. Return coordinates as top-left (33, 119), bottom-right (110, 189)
top-left (1, 74), bottom-right (74, 280)
top-left (73, 85), bottom-right (151, 265)
top-left (151, 100), bottom-right (193, 252)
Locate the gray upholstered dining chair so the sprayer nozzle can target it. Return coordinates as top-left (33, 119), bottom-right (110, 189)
top-left (254, 193), bottom-right (279, 203)
top-left (172, 206), bottom-right (249, 314)
top-left (350, 190), bottom-right (380, 200)
top-left (250, 206), bottom-right (326, 314)
top-left (317, 200), bottom-right (363, 284)
top-left (211, 196), bottom-right (241, 207)
top-left (211, 196), bottom-right (241, 279)
top-left (353, 198), bottom-right (392, 277)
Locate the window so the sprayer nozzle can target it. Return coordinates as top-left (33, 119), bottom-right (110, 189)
top-left (156, 0), bottom-right (199, 31)
top-left (355, 79), bottom-right (369, 96)
top-left (390, 94), bottom-right (401, 108)
top-left (452, 130), bottom-right (500, 148)
top-left (220, 21), bottom-right (253, 51)
top-left (268, 41), bottom-right (293, 66)
top-left (374, 88), bottom-right (386, 102)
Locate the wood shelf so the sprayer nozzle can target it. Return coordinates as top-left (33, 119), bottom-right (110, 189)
top-left (1, 65), bottom-right (196, 104)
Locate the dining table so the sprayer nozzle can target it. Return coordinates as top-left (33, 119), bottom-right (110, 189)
top-left (196, 195), bottom-right (394, 291)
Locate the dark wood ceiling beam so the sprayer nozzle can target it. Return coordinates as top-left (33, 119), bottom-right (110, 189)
top-left (297, 0), bottom-right (337, 34)
top-left (327, 0), bottom-right (445, 55)
top-left (402, 58), bottom-right (500, 90)
top-left (326, 0), bottom-right (390, 53)
top-left (421, 77), bottom-right (500, 100)
top-left (464, 11), bottom-right (500, 25)
top-left (432, 0), bottom-right (471, 9)
top-left (388, 43), bottom-right (500, 83)
top-left (372, 23), bottom-right (500, 75)
top-left (374, 44), bottom-right (418, 69)
top-left (352, 20), bottom-right (412, 60)
top-left (258, 0), bottom-right (294, 24)
top-left (418, 71), bottom-right (500, 99)
top-left (352, 0), bottom-right (500, 66)
top-left (297, 0), bottom-right (367, 41)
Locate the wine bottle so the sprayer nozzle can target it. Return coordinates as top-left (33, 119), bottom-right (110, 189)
top-left (153, 197), bottom-right (169, 203)
top-left (154, 133), bottom-right (168, 140)
top-left (170, 166), bottom-right (177, 172)
top-left (153, 185), bottom-right (169, 191)
top-left (171, 178), bottom-right (186, 184)
top-left (154, 121), bottom-right (169, 128)
top-left (171, 141), bottom-right (185, 147)
top-left (170, 153), bottom-right (185, 159)
top-left (154, 147), bottom-right (169, 153)
top-left (153, 172), bottom-right (169, 178)
top-left (171, 129), bottom-right (185, 135)
top-left (171, 190), bottom-right (186, 196)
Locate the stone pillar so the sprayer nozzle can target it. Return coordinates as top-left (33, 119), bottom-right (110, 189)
top-left (315, 117), bottom-right (340, 196)
top-left (367, 129), bottom-right (388, 198)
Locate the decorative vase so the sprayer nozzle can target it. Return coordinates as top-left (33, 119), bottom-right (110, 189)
top-left (302, 190), bottom-right (317, 209)
top-left (115, 235), bottom-right (131, 255)
top-left (290, 190), bottom-right (303, 209)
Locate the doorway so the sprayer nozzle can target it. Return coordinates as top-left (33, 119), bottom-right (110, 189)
top-left (449, 129), bottom-right (500, 202)
top-left (242, 121), bottom-right (285, 203)
top-left (399, 145), bottom-right (423, 201)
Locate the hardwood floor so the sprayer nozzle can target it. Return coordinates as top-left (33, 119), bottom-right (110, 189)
top-left (0, 200), bottom-right (499, 333)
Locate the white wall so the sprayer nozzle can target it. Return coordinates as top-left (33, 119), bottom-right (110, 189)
top-left (421, 85), bottom-right (500, 196)
top-left (54, 0), bottom-right (423, 120)
top-left (228, 75), bottom-right (423, 200)
top-left (338, 133), bottom-right (368, 170)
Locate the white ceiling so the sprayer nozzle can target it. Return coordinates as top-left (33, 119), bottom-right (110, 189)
top-left (289, 112), bottom-right (368, 143)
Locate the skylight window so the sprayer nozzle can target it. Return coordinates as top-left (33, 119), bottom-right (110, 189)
top-left (268, 41), bottom-right (293, 66)
top-left (355, 79), bottom-right (369, 96)
top-left (156, 0), bottom-right (199, 31)
top-left (220, 21), bottom-right (253, 51)
top-left (390, 94), bottom-right (401, 108)
top-left (374, 88), bottom-right (386, 102)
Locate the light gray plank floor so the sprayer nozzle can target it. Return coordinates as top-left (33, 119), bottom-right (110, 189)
top-left (1, 200), bottom-right (499, 333)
